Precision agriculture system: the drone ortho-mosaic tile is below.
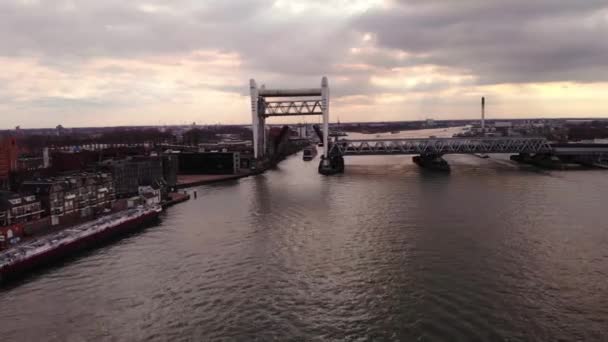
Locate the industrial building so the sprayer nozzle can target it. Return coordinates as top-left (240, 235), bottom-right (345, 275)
top-left (99, 156), bottom-right (164, 197)
top-left (178, 152), bottom-right (242, 175)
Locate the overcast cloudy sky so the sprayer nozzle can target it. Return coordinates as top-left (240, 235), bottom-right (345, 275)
top-left (1, 0), bottom-right (608, 128)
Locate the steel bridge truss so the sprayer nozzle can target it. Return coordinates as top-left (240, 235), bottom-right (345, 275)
top-left (250, 77), bottom-right (329, 160)
top-left (330, 137), bottom-right (553, 156)
top-left (261, 100), bottom-right (323, 117)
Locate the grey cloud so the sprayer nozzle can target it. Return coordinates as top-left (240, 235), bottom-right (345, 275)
top-left (0, 1), bottom-right (204, 58)
top-left (24, 96), bottom-right (118, 108)
top-left (0, 0), bottom-right (352, 75)
top-left (2, 0), bottom-right (606, 111)
top-left (0, 0), bottom-right (373, 99)
top-left (355, 0), bottom-right (608, 84)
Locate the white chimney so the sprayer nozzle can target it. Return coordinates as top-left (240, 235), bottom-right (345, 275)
top-left (481, 97), bottom-right (485, 133)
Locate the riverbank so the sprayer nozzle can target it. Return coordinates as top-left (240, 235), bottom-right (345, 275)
top-left (4, 147), bottom-right (606, 341)
top-left (162, 192), bottom-right (191, 208)
top-left (0, 150), bottom-right (301, 282)
top-left (176, 173), bottom-right (252, 189)
top-left (175, 157), bottom-right (281, 189)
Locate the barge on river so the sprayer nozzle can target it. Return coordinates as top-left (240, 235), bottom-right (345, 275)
top-left (1, 205), bottom-right (161, 282)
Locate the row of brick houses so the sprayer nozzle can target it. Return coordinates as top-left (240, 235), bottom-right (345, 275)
top-left (2, 154), bottom-right (174, 228)
top-left (1, 168), bottom-right (163, 249)
top-left (0, 191), bottom-right (44, 227)
top-left (0, 191), bottom-right (45, 247)
top-left (19, 172), bottom-right (116, 226)
top-left (1, 151), bottom-right (178, 249)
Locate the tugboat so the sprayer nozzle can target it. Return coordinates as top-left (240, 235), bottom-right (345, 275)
top-left (303, 145), bottom-right (318, 161)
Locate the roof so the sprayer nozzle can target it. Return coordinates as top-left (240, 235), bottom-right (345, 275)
top-left (0, 191), bottom-right (19, 200)
top-left (20, 181), bottom-right (58, 195)
top-left (0, 191), bottom-right (25, 210)
top-left (19, 172), bottom-right (112, 195)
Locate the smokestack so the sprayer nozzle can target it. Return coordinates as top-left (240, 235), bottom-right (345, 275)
top-left (481, 97), bottom-right (485, 134)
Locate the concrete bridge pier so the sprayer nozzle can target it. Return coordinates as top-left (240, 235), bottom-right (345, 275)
top-left (511, 152), bottom-right (564, 169)
top-left (510, 152), bottom-right (532, 164)
top-left (412, 154), bottom-right (451, 172)
top-left (319, 154), bottom-right (344, 175)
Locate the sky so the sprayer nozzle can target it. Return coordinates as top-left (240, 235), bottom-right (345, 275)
top-left (1, 0), bottom-right (608, 128)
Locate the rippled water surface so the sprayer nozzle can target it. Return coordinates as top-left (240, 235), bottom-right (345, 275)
top-left (1, 128), bottom-right (608, 341)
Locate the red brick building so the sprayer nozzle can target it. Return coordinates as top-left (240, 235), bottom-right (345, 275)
top-left (0, 136), bottom-right (19, 190)
top-left (0, 223), bottom-right (24, 249)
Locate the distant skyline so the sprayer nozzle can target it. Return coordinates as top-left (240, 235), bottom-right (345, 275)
top-left (1, 0), bottom-right (608, 128)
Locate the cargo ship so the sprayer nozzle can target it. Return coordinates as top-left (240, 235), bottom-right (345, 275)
top-left (0, 205), bottom-right (161, 283)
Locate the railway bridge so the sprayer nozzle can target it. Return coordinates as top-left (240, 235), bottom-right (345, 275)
top-left (321, 137), bottom-right (608, 173)
top-left (248, 77), bottom-right (608, 174)
top-left (330, 137), bottom-right (552, 156)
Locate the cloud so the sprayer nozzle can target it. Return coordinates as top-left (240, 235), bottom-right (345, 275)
top-left (355, 0), bottom-right (608, 84)
top-left (0, 0), bottom-right (357, 74)
top-left (1, 0), bottom-right (608, 127)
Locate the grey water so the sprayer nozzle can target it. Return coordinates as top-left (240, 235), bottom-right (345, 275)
top-left (1, 128), bottom-right (607, 341)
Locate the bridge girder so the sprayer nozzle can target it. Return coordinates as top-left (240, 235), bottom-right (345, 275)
top-left (330, 137), bottom-right (553, 156)
top-left (261, 100), bottom-right (323, 117)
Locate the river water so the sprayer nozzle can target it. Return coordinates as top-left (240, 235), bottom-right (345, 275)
top-left (1, 128), bottom-right (607, 341)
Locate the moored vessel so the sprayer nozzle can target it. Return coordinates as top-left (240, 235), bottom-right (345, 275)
top-left (1, 205), bottom-right (161, 283)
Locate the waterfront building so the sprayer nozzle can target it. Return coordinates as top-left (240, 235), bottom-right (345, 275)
top-left (100, 156), bottom-right (165, 197)
top-left (161, 154), bottom-right (179, 189)
top-left (178, 152), bottom-right (241, 175)
top-left (20, 172), bottom-right (115, 226)
top-left (0, 136), bottom-right (18, 190)
top-left (0, 191), bottom-right (43, 226)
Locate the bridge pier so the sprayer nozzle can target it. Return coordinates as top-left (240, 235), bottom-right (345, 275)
top-left (318, 155), bottom-right (344, 175)
top-left (412, 154), bottom-right (450, 172)
top-left (510, 152), bottom-right (532, 164)
top-left (511, 153), bottom-right (565, 169)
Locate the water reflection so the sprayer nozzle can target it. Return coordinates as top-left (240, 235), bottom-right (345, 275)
top-left (0, 128), bottom-right (607, 340)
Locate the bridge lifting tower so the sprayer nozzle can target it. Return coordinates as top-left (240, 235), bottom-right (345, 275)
top-left (250, 77), bottom-right (332, 170)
